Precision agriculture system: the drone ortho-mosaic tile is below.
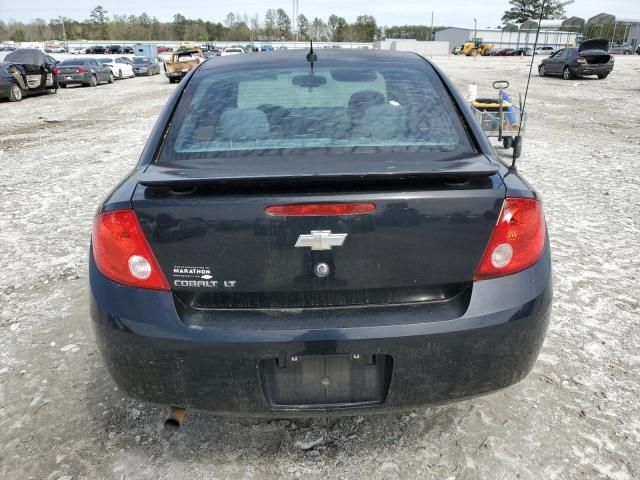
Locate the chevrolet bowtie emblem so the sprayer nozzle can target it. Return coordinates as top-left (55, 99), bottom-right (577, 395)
top-left (295, 230), bottom-right (348, 251)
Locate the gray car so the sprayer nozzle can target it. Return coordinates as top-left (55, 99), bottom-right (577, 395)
top-left (131, 56), bottom-right (161, 76)
top-left (609, 43), bottom-right (633, 55)
top-left (55, 58), bottom-right (114, 87)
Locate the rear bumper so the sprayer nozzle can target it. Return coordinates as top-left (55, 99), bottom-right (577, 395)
top-left (571, 64), bottom-right (613, 76)
top-left (90, 247), bottom-right (552, 416)
top-left (0, 79), bottom-right (14, 98)
top-left (57, 74), bottom-right (89, 85)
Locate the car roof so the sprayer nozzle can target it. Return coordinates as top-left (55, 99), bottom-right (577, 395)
top-left (198, 49), bottom-right (425, 74)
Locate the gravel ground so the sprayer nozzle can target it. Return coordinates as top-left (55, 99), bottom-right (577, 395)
top-left (1, 55), bottom-right (639, 480)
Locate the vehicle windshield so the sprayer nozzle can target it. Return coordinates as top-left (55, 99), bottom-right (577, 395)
top-left (133, 57), bottom-right (150, 64)
top-left (102, 58), bottom-right (113, 63)
top-left (158, 58), bottom-right (474, 162)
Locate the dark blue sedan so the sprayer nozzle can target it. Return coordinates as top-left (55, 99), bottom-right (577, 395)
top-left (90, 49), bottom-right (552, 427)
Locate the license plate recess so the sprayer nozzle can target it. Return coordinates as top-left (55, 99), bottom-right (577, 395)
top-left (261, 354), bottom-right (393, 409)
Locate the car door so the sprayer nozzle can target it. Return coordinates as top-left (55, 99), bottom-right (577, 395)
top-left (94, 59), bottom-right (106, 81)
top-left (89, 60), bottom-right (102, 82)
top-left (100, 59), bottom-right (111, 80)
top-left (546, 49), bottom-right (564, 75)
top-left (44, 55), bottom-right (58, 88)
top-left (563, 49), bottom-right (577, 69)
top-left (97, 59), bottom-right (109, 81)
top-left (117, 58), bottom-right (132, 76)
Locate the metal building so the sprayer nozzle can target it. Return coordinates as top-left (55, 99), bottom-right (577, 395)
top-left (433, 27), bottom-right (471, 50)
top-left (435, 26), bottom-right (578, 51)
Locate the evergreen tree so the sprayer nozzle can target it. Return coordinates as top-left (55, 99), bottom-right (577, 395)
top-left (502, 0), bottom-right (574, 24)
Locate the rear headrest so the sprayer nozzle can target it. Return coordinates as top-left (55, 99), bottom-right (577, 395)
top-left (361, 104), bottom-right (408, 140)
top-left (348, 90), bottom-right (386, 120)
top-left (218, 108), bottom-right (269, 141)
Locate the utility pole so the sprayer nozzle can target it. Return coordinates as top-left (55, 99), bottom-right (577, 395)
top-left (59, 16), bottom-right (67, 43)
top-left (292, 0), bottom-right (299, 41)
top-left (473, 17), bottom-right (477, 42)
top-left (430, 11), bottom-right (434, 41)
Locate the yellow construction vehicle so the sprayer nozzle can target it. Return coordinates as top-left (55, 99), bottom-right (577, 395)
top-left (462, 39), bottom-right (494, 56)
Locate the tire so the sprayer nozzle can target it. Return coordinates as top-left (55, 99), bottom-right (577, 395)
top-left (89, 75), bottom-right (97, 87)
top-left (538, 65), bottom-right (546, 77)
top-left (47, 87), bottom-right (57, 95)
top-left (118, 69), bottom-right (123, 80)
top-left (597, 73), bottom-right (609, 79)
top-left (59, 83), bottom-right (67, 89)
top-left (512, 136), bottom-right (523, 159)
top-left (503, 137), bottom-right (513, 149)
top-left (108, 72), bottom-right (114, 84)
top-left (169, 77), bottom-right (176, 84)
top-left (562, 66), bottom-right (573, 80)
top-left (8, 84), bottom-right (23, 102)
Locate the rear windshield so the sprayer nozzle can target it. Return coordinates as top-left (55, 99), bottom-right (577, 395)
top-left (60, 59), bottom-right (85, 65)
top-left (157, 59), bottom-right (474, 162)
top-left (133, 57), bottom-right (150, 64)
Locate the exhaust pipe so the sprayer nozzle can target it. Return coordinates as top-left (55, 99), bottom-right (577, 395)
top-left (164, 406), bottom-right (186, 432)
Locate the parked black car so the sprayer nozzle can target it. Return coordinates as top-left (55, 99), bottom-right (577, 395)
top-left (0, 49), bottom-right (59, 102)
top-left (538, 39), bottom-right (614, 80)
top-left (90, 50), bottom-right (552, 421)
top-left (131, 56), bottom-right (161, 76)
top-left (106, 45), bottom-right (124, 54)
top-left (55, 58), bottom-right (114, 87)
top-left (512, 48), bottom-right (532, 56)
top-left (86, 45), bottom-right (107, 54)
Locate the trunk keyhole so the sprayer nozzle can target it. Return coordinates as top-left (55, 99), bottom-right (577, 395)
top-left (314, 262), bottom-right (330, 278)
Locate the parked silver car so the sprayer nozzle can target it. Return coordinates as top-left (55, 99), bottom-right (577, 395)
top-left (609, 43), bottom-right (633, 55)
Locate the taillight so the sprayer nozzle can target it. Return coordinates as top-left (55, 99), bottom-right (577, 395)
top-left (52, 67), bottom-right (60, 75)
top-left (577, 56), bottom-right (586, 63)
top-left (92, 209), bottom-right (169, 290)
top-left (474, 198), bottom-right (545, 280)
top-left (265, 203), bottom-right (376, 216)
top-left (76, 67), bottom-right (86, 73)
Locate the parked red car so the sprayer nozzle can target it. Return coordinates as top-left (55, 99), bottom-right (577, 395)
top-left (494, 48), bottom-right (515, 56)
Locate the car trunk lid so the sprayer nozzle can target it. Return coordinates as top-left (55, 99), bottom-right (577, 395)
top-left (58, 66), bottom-right (83, 74)
top-left (578, 39), bottom-right (612, 64)
top-left (131, 154), bottom-right (505, 309)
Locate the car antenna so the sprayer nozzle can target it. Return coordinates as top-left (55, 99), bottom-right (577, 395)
top-left (306, 40), bottom-right (317, 73)
top-left (512, 0), bottom-right (546, 169)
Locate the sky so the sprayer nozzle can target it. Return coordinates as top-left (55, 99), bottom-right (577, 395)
top-left (0, 0), bottom-right (638, 28)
